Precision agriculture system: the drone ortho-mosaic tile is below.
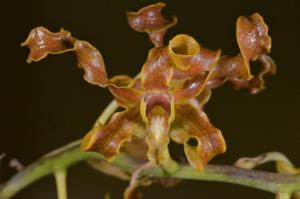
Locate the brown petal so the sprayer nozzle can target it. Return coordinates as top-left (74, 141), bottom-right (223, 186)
top-left (236, 13), bottom-right (271, 61)
top-left (141, 47), bottom-right (174, 91)
top-left (73, 41), bottom-right (109, 86)
top-left (207, 54), bottom-right (251, 88)
top-left (174, 103), bottom-right (226, 170)
top-left (81, 109), bottom-right (140, 161)
top-left (140, 93), bottom-right (175, 167)
top-left (127, 2), bottom-right (177, 47)
top-left (21, 27), bottom-right (76, 63)
top-left (23, 27), bottom-right (144, 107)
top-left (207, 13), bottom-right (276, 93)
top-left (22, 26), bottom-right (109, 86)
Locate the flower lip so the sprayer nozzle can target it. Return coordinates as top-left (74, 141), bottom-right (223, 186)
top-left (141, 93), bottom-right (173, 120)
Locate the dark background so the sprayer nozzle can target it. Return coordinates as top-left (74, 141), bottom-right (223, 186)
top-left (0, 0), bottom-right (299, 198)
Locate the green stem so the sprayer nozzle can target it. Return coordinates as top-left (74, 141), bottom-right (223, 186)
top-left (93, 100), bottom-right (118, 127)
top-left (0, 142), bottom-right (300, 199)
top-left (1, 100), bottom-right (299, 198)
top-left (54, 170), bottom-right (67, 199)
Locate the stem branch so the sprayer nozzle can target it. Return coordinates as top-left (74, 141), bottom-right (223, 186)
top-left (54, 170), bottom-right (67, 199)
top-left (0, 142), bottom-right (300, 199)
top-left (1, 99), bottom-right (299, 198)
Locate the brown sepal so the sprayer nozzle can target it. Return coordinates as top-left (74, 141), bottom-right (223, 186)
top-left (127, 2), bottom-right (177, 47)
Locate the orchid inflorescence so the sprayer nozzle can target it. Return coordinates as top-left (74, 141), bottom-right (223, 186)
top-left (22, 2), bottom-right (276, 173)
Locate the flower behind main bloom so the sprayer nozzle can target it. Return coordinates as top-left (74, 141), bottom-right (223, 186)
top-left (22, 2), bottom-right (276, 171)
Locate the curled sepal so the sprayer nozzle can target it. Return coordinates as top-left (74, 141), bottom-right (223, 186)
top-left (140, 94), bottom-right (176, 170)
top-left (168, 34), bottom-right (200, 70)
top-left (22, 26), bottom-right (109, 86)
top-left (168, 34), bottom-right (221, 73)
top-left (81, 109), bottom-right (140, 161)
top-left (173, 103), bottom-right (226, 171)
top-left (127, 2), bottom-right (177, 47)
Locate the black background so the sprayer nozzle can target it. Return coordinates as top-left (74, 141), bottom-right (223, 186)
top-left (0, 0), bottom-right (299, 198)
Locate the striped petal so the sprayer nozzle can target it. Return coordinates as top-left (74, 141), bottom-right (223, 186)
top-left (81, 109), bottom-right (140, 161)
top-left (23, 27), bottom-right (143, 107)
top-left (141, 47), bottom-right (174, 92)
top-left (173, 103), bottom-right (226, 171)
top-left (22, 27), bottom-right (109, 86)
top-left (207, 13), bottom-right (276, 93)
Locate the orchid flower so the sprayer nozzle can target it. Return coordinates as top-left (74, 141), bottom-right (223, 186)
top-left (22, 2), bottom-right (276, 171)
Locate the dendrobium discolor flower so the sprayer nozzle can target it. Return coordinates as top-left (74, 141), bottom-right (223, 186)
top-left (22, 2), bottom-right (276, 171)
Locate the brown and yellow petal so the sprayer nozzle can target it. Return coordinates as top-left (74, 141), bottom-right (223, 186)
top-left (21, 27), bottom-right (76, 63)
top-left (22, 26), bottom-right (109, 86)
top-left (127, 2), bottom-right (177, 47)
top-left (141, 47), bottom-right (174, 91)
top-left (207, 13), bottom-right (276, 93)
top-left (23, 27), bottom-right (145, 108)
top-left (173, 103), bottom-right (226, 171)
top-left (140, 93), bottom-right (175, 168)
top-left (81, 109), bottom-right (140, 161)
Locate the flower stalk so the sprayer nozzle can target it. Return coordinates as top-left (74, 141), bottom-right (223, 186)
top-left (54, 170), bottom-right (67, 199)
top-left (0, 139), bottom-right (299, 199)
top-left (0, 99), bottom-right (299, 199)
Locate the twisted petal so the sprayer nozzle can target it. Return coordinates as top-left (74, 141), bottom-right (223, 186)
top-left (172, 103), bottom-right (226, 170)
top-left (140, 93), bottom-right (175, 166)
top-left (141, 47), bottom-right (174, 91)
top-left (21, 27), bottom-right (76, 62)
top-left (22, 27), bottom-right (109, 86)
top-left (23, 27), bottom-right (143, 107)
top-left (81, 109), bottom-right (140, 161)
top-left (127, 2), bottom-right (177, 47)
top-left (207, 13), bottom-right (276, 93)
top-left (73, 41), bottom-right (109, 86)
